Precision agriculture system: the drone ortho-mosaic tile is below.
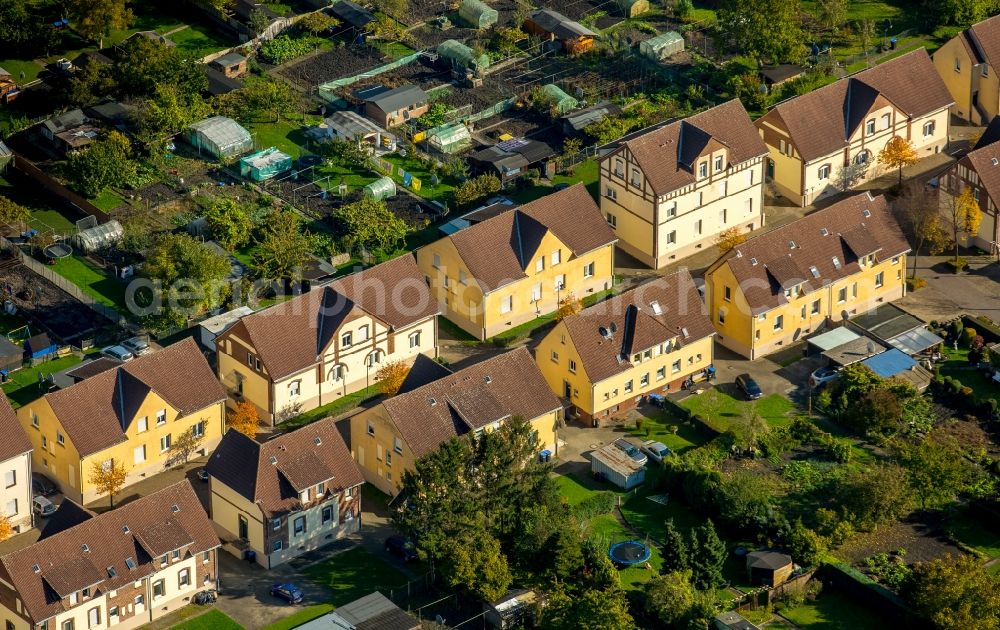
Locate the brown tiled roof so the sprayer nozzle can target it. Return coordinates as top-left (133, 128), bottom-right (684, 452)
top-left (64, 357), bottom-right (120, 381)
top-left (132, 520), bottom-right (193, 558)
top-left (0, 394), bottom-right (30, 462)
top-left (560, 271), bottom-right (714, 382)
top-left (233, 254), bottom-right (438, 380)
top-left (719, 192), bottom-right (910, 314)
top-left (379, 347), bottom-right (562, 458)
top-left (40, 338), bottom-right (225, 457)
top-left (206, 419), bottom-right (363, 518)
top-left (759, 49), bottom-right (953, 162)
top-left (619, 99), bottom-right (767, 196)
top-left (962, 118), bottom-right (1000, 204)
top-left (968, 14), bottom-right (1000, 68)
top-left (0, 481), bottom-right (217, 623)
top-left (439, 184), bottom-right (615, 291)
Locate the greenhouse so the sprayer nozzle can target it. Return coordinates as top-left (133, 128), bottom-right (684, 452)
top-left (185, 116), bottom-right (253, 159)
top-left (640, 31), bottom-right (684, 62)
top-left (426, 122), bottom-right (472, 154)
top-left (363, 176), bottom-right (397, 201)
top-left (459, 0), bottom-right (498, 29)
top-left (240, 147), bottom-right (293, 181)
top-left (541, 84), bottom-right (578, 115)
top-left (71, 219), bottom-right (123, 253)
top-left (615, 0), bottom-right (648, 18)
top-left (437, 39), bottom-right (490, 71)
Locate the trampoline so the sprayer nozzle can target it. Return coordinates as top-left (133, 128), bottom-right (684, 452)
top-left (43, 243), bottom-right (72, 260)
top-left (608, 540), bottom-right (652, 566)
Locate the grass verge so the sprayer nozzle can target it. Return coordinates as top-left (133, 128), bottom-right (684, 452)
top-left (280, 385), bottom-right (380, 431)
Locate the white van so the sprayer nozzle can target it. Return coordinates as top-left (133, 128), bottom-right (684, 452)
top-left (32, 496), bottom-right (56, 517)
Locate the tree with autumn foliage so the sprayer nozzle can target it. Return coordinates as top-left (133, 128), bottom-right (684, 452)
top-left (946, 187), bottom-right (983, 264)
top-left (0, 196), bottom-right (30, 229)
top-left (0, 515), bottom-right (13, 542)
top-left (376, 360), bottom-right (409, 397)
top-left (878, 136), bottom-right (919, 185)
top-left (893, 181), bottom-right (950, 278)
top-left (88, 459), bottom-right (128, 507)
top-left (715, 226), bottom-right (747, 253)
top-left (227, 401), bottom-right (261, 439)
top-left (555, 293), bottom-right (582, 321)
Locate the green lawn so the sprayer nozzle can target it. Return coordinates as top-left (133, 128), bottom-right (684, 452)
top-left (490, 286), bottom-right (616, 344)
top-left (105, 0), bottom-right (186, 46)
top-left (280, 385), bottom-right (380, 431)
top-left (0, 58), bottom-right (43, 83)
top-left (0, 313), bottom-right (29, 337)
top-left (171, 609), bottom-right (243, 630)
top-left (680, 390), bottom-right (796, 431)
top-left (948, 508), bottom-right (1000, 559)
top-left (780, 590), bottom-right (888, 629)
top-left (508, 159), bottom-right (600, 204)
top-left (629, 408), bottom-right (712, 454)
top-left (939, 346), bottom-right (1000, 405)
top-left (261, 605), bottom-right (335, 630)
top-left (49, 255), bottom-right (127, 311)
top-left (381, 154), bottom-right (459, 203)
top-left (90, 189), bottom-right (126, 212)
top-left (554, 472), bottom-right (598, 506)
top-left (2, 354), bottom-right (86, 408)
top-left (248, 117), bottom-right (321, 157)
top-left (303, 547), bottom-right (411, 606)
top-left (0, 176), bottom-right (79, 233)
top-left (168, 24), bottom-right (235, 60)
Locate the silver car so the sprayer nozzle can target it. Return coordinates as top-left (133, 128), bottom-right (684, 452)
top-left (101, 345), bottom-right (134, 362)
top-left (641, 440), bottom-right (672, 464)
top-left (121, 336), bottom-right (151, 356)
top-left (613, 438), bottom-right (648, 467)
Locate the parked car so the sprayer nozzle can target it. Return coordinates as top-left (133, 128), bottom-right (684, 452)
top-left (641, 440), bottom-right (672, 464)
top-left (612, 438), bottom-right (648, 467)
top-left (32, 496), bottom-right (56, 517)
top-left (270, 583), bottom-right (303, 605)
top-left (809, 365), bottom-right (842, 388)
top-left (384, 536), bottom-right (418, 562)
top-left (735, 373), bottom-right (763, 400)
top-left (31, 472), bottom-right (56, 496)
top-left (121, 336), bottom-right (151, 356)
top-left (101, 345), bottom-right (134, 362)
top-left (197, 468), bottom-right (209, 482)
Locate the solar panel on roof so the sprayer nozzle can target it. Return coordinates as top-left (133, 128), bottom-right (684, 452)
top-left (497, 137), bottom-right (530, 151)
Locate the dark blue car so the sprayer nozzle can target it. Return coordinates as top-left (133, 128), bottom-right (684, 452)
top-left (384, 536), bottom-right (418, 562)
top-left (271, 583), bottom-right (303, 605)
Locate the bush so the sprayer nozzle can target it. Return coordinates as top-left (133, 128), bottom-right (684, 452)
top-left (906, 276), bottom-right (926, 291)
top-left (573, 491), bottom-right (616, 520)
top-left (964, 327), bottom-right (978, 346)
top-left (947, 257), bottom-right (968, 272)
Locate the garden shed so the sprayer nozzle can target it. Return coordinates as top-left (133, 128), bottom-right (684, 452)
top-left (240, 147), bottom-right (293, 181)
top-left (541, 84), bottom-right (578, 115)
top-left (459, 0), bottom-right (498, 29)
top-left (437, 39), bottom-right (490, 71)
top-left (71, 220), bottom-right (123, 253)
top-left (640, 31), bottom-right (684, 61)
top-left (185, 116), bottom-right (253, 159)
top-left (425, 122), bottom-right (472, 154)
top-left (591, 443), bottom-right (645, 490)
top-left (363, 176), bottom-right (397, 200)
top-left (615, 0), bottom-right (648, 18)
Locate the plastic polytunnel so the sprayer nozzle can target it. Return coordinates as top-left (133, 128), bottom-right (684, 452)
top-left (459, 0), bottom-right (498, 29)
top-left (639, 31), bottom-right (684, 62)
top-left (425, 122), bottom-right (472, 154)
top-left (363, 176), bottom-right (397, 200)
top-left (541, 84), bottom-right (579, 116)
top-left (437, 39), bottom-right (490, 71)
top-left (185, 116), bottom-right (253, 159)
top-left (71, 219), bottom-right (123, 253)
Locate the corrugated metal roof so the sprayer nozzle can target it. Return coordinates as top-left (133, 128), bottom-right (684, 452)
top-left (807, 327), bottom-right (861, 351)
top-left (862, 348), bottom-right (917, 378)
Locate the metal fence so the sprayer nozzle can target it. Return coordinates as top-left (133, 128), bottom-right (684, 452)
top-left (835, 28), bottom-right (916, 71)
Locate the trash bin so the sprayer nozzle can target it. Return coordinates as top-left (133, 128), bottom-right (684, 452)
top-left (890, 37), bottom-right (897, 50)
top-left (539, 449), bottom-right (552, 463)
top-left (244, 550), bottom-right (256, 563)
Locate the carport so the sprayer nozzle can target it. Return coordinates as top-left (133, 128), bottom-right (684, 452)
top-left (885, 327), bottom-right (944, 356)
top-left (861, 348), bottom-right (933, 390)
top-left (822, 337), bottom-right (888, 367)
top-left (806, 327), bottom-right (860, 354)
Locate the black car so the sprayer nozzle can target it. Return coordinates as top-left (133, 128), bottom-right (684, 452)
top-left (31, 473), bottom-right (56, 497)
top-left (735, 373), bottom-right (763, 400)
top-left (384, 536), bottom-right (417, 562)
top-left (270, 583), bottom-right (303, 605)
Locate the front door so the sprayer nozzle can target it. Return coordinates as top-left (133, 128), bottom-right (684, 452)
top-left (238, 514), bottom-right (248, 540)
top-left (563, 380), bottom-right (572, 398)
top-left (766, 159), bottom-right (775, 179)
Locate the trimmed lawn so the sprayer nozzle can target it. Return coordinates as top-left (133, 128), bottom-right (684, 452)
top-left (948, 508), bottom-right (1000, 559)
top-left (171, 609), bottom-right (243, 630)
top-left (49, 255), bottom-right (127, 311)
top-left (3, 354), bottom-right (86, 408)
top-left (780, 590), bottom-right (888, 629)
top-left (0, 58), bottom-right (44, 83)
top-left (248, 117), bottom-right (321, 157)
top-left (491, 286), bottom-right (616, 343)
top-left (680, 390), bottom-right (796, 431)
top-left (587, 513), bottom-right (663, 589)
top-left (90, 189), bottom-right (126, 212)
top-left (939, 346), bottom-right (1000, 405)
top-left (105, 0), bottom-right (186, 46)
top-left (303, 548), bottom-right (411, 606)
top-left (629, 408), bottom-right (712, 455)
top-left (261, 605), bottom-right (335, 630)
top-left (0, 312), bottom-right (30, 336)
top-left (554, 472), bottom-right (597, 506)
top-left (280, 385), bottom-right (380, 431)
top-left (507, 159), bottom-right (600, 204)
top-left (0, 176), bottom-right (79, 233)
top-left (381, 154), bottom-right (459, 203)
top-left (168, 24), bottom-right (235, 60)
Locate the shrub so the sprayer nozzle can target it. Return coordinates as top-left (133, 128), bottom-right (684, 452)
top-left (947, 257), bottom-right (968, 272)
top-left (906, 276), bottom-right (927, 291)
top-left (573, 491), bottom-right (616, 520)
top-left (964, 327), bottom-right (978, 346)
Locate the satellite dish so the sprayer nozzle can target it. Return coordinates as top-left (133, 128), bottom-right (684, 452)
top-left (840, 310), bottom-right (850, 321)
top-left (867, 341), bottom-right (876, 355)
top-left (609, 322), bottom-right (618, 333)
top-left (599, 326), bottom-right (608, 338)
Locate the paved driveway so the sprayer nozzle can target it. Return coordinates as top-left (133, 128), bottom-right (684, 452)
top-left (898, 257), bottom-right (1000, 322)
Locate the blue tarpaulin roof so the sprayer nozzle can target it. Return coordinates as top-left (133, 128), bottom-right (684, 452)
top-left (862, 348), bottom-right (917, 378)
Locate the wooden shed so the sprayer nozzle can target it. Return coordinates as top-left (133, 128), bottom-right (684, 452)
top-left (746, 550), bottom-right (794, 587)
top-left (616, 0), bottom-right (648, 18)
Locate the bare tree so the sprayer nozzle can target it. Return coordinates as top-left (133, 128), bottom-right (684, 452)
top-left (893, 181), bottom-right (951, 278)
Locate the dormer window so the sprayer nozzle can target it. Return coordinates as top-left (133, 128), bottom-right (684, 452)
top-left (833, 257), bottom-right (842, 269)
top-left (358, 324), bottom-right (369, 341)
top-left (714, 155), bottom-right (723, 172)
top-left (865, 119), bottom-right (875, 135)
top-left (156, 409), bottom-right (167, 426)
top-left (698, 162), bottom-right (708, 179)
top-left (300, 488), bottom-right (311, 503)
top-left (341, 332), bottom-right (352, 348)
top-left (809, 266), bottom-right (820, 278)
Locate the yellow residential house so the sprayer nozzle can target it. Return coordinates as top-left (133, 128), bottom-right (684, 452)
top-left (535, 271), bottom-right (715, 426)
top-left (705, 192), bottom-right (911, 359)
top-left (206, 419), bottom-right (363, 569)
top-left (215, 254), bottom-right (439, 424)
top-left (0, 395), bottom-right (32, 534)
top-left (599, 99), bottom-right (768, 268)
top-left (415, 183), bottom-right (617, 340)
top-left (941, 116), bottom-right (1000, 253)
top-left (350, 348), bottom-right (562, 496)
top-left (756, 50), bottom-right (953, 207)
top-left (15, 339), bottom-right (227, 504)
top-left (932, 14), bottom-right (1000, 124)
top-left (0, 481), bottom-right (220, 630)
